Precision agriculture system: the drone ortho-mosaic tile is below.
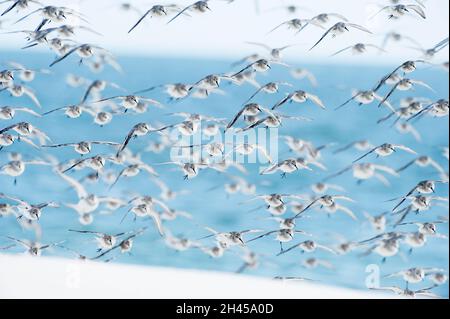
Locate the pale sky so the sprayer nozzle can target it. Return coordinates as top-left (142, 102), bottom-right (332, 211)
top-left (0, 0), bottom-right (448, 63)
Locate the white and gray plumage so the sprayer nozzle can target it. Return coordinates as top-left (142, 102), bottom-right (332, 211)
top-left (199, 227), bottom-right (263, 247)
top-left (6, 236), bottom-right (63, 256)
top-left (7, 61), bottom-right (50, 82)
top-left (377, 78), bottom-right (434, 108)
top-left (242, 82), bottom-right (292, 106)
top-left (0, 192), bottom-right (58, 220)
top-left (310, 22), bottom-right (372, 51)
top-left (268, 18), bottom-right (324, 35)
top-left (115, 123), bottom-right (157, 157)
top-left (364, 211), bottom-right (389, 232)
top-left (167, 1), bottom-right (211, 24)
top-left (373, 60), bottom-right (430, 93)
top-left (80, 80), bottom-right (123, 104)
top-left (395, 122), bottom-right (422, 142)
top-left (247, 228), bottom-right (311, 252)
top-left (0, 106), bottom-right (41, 120)
top-left (60, 155), bottom-right (109, 174)
top-left (333, 140), bottom-right (374, 154)
top-left (293, 195), bottom-right (355, 218)
top-left (370, 286), bottom-right (441, 298)
top-left (230, 59), bottom-right (287, 79)
top-left (43, 140), bottom-right (119, 156)
top-left (226, 103), bottom-right (274, 131)
top-left (397, 220), bottom-right (448, 236)
top-left (225, 143), bottom-right (273, 163)
top-left (335, 90), bottom-right (394, 111)
top-left (408, 99), bottom-right (449, 121)
top-left (92, 227), bottom-right (148, 260)
top-left (128, 4), bottom-right (180, 32)
top-left (1, 157), bottom-right (52, 180)
top-left (41, 104), bottom-right (88, 119)
top-left (392, 180), bottom-right (448, 211)
top-left (277, 240), bottom-right (336, 256)
top-left (290, 68), bottom-right (318, 86)
top-left (371, 4), bottom-right (426, 20)
top-left (309, 12), bottom-right (349, 24)
top-left (391, 196), bottom-right (449, 226)
top-left (272, 90), bottom-right (325, 110)
top-left (331, 43), bottom-right (386, 57)
top-left (381, 31), bottom-right (422, 50)
top-left (352, 143), bottom-right (417, 163)
top-left (93, 94), bottom-right (161, 111)
top-left (245, 42), bottom-right (297, 60)
top-left (1, 0), bottom-right (42, 17)
top-left (68, 229), bottom-right (133, 252)
top-left (110, 162), bottom-right (159, 188)
top-left (14, 5), bottom-right (87, 24)
top-left (384, 267), bottom-right (445, 285)
top-left (2, 83), bottom-right (41, 107)
top-left (325, 163), bottom-right (399, 186)
top-left (49, 44), bottom-right (110, 67)
top-left (408, 37), bottom-right (449, 59)
top-left (396, 155), bottom-right (445, 174)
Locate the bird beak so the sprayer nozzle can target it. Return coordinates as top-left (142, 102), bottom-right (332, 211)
top-left (345, 27), bottom-right (349, 31)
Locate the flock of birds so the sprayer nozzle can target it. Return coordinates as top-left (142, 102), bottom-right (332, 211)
top-left (0, 0), bottom-right (449, 298)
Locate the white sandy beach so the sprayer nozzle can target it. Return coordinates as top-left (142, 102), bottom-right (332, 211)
top-left (0, 254), bottom-right (390, 299)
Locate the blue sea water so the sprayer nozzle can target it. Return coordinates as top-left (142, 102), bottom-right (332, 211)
top-left (0, 50), bottom-right (449, 297)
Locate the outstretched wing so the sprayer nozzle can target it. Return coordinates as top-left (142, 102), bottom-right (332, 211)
top-left (128, 9), bottom-right (152, 33)
top-left (50, 45), bottom-right (82, 67)
top-left (309, 24), bottom-right (335, 51)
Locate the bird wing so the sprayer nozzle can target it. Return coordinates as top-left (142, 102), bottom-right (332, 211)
top-left (0, 122), bottom-right (21, 134)
top-left (56, 170), bottom-right (88, 199)
top-left (272, 93), bottom-right (293, 110)
top-left (14, 107), bottom-right (42, 117)
top-left (352, 147), bottom-right (377, 163)
top-left (337, 205), bottom-right (358, 221)
top-left (347, 23), bottom-right (372, 34)
top-left (394, 144), bottom-right (417, 154)
top-left (167, 3), bottom-right (194, 24)
top-left (49, 45), bottom-right (83, 67)
top-left (276, 242), bottom-right (301, 256)
top-left (309, 24), bottom-right (336, 51)
top-left (331, 45), bottom-right (353, 56)
top-left (116, 125), bottom-right (139, 157)
top-left (23, 87), bottom-right (41, 108)
top-left (406, 5), bottom-right (426, 19)
top-left (246, 231), bottom-right (277, 243)
top-left (128, 9), bottom-right (152, 33)
top-left (149, 211), bottom-right (164, 236)
top-left (306, 93), bottom-right (325, 109)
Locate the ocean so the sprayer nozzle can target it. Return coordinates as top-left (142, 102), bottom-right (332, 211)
top-left (0, 50), bottom-right (448, 297)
